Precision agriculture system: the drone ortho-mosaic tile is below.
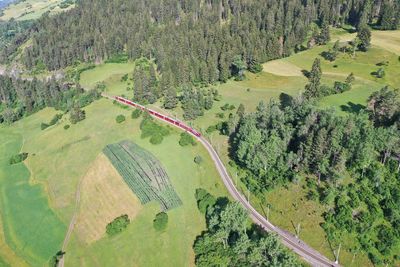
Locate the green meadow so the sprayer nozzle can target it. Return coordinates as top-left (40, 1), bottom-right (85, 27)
top-left (0, 0), bottom-right (74, 21)
top-left (0, 127), bottom-right (66, 266)
top-left (0, 97), bottom-right (228, 266)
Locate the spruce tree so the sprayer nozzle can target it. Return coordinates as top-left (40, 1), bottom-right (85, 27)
top-left (357, 25), bottom-right (371, 52)
top-left (161, 72), bottom-right (178, 109)
top-left (378, 1), bottom-right (397, 30)
top-left (318, 20), bottom-right (331, 45)
top-left (304, 58), bottom-right (322, 99)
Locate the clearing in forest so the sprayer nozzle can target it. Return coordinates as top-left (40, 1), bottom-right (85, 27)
top-left (103, 141), bottom-right (182, 211)
top-left (262, 59), bottom-right (303, 77)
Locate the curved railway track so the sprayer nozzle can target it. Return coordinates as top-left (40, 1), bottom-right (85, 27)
top-left (111, 94), bottom-right (340, 267)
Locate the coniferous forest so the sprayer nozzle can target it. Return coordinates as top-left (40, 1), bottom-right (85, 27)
top-left (2, 0), bottom-right (399, 84)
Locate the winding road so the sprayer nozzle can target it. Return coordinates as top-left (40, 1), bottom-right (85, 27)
top-left (110, 94), bottom-right (340, 267)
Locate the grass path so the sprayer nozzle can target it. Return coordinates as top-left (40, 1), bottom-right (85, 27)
top-left (58, 162), bottom-right (92, 267)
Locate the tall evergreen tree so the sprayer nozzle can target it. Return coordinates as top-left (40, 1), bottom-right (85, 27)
top-left (304, 58), bottom-right (322, 99)
top-left (357, 24), bottom-right (371, 51)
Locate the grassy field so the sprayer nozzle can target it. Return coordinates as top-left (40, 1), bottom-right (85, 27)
top-left (263, 181), bottom-right (372, 266)
top-left (74, 154), bottom-right (143, 244)
top-left (0, 125), bottom-right (66, 266)
top-left (0, 97), bottom-right (228, 266)
top-left (79, 62), bottom-right (135, 93)
top-left (0, 0), bottom-right (74, 21)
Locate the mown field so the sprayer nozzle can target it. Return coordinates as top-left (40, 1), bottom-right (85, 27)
top-left (75, 27), bottom-right (399, 266)
top-left (0, 0), bottom-right (74, 21)
top-left (0, 97), bottom-right (228, 266)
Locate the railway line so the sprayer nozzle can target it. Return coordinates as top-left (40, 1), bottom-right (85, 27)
top-left (109, 94), bottom-right (340, 267)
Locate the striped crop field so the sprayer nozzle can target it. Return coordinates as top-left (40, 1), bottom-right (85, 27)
top-left (103, 140), bottom-right (182, 211)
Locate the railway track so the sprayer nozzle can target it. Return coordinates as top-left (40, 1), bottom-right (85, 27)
top-left (111, 95), bottom-right (340, 267)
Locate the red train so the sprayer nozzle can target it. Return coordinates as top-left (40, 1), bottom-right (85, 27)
top-left (115, 96), bottom-right (201, 137)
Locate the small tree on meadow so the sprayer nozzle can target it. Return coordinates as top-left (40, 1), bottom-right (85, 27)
top-left (357, 25), bottom-right (371, 52)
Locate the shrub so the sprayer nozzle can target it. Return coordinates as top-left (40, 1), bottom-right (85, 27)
top-left (64, 125), bottom-right (70, 130)
top-left (131, 109), bottom-right (142, 119)
top-left (248, 61), bottom-right (263, 73)
top-left (376, 61), bottom-right (389, 66)
top-left (179, 132), bottom-right (196, 146)
top-left (41, 123), bottom-right (49, 130)
top-left (121, 73), bottom-right (129, 82)
top-left (376, 68), bottom-right (385, 78)
top-left (321, 50), bottom-right (338, 61)
top-left (153, 212), bottom-right (168, 231)
top-left (106, 215), bottom-right (130, 236)
top-left (41, 114), bottom-right (63, 130)
top-left (116, 114), bottom-right (126, 123)
top-left (150, 134), bottom-right (163, 145)
top-left (206, 125), bottom-right (217, 134)
top-left (333, 81), bottom-right (351, 93)
top-left (69, 106), bottom-right (85, 124)
top-left (194, 155), bottom-right (203, 164)
top-left (49, 114), bottom-right (63, 125)
top-left (104, 53), bottom-right (128, 63)
top-left (9, 153), bottom-right (28, 165)
top-left (195, 188), bottom-right (216, 213)
top-left (48, 251), bottom-right (65, 267)
top-left (216, 112), bottom-right (225, 119)
top-left (140, 115), bottom-right (169, 144)
top-left (221, 103), bottom-right (230, 111)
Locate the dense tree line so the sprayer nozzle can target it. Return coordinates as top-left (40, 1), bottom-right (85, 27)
top-left (1, 0), bottom-right (395, 85)
top-left (0, 75), bottom-right (100, 124)
top-left (194, 189), bottom-right (300, 266)
top-left (0, 19), bottom-right (32, 62)
top-left (229, 87), bottom-right (400, 264)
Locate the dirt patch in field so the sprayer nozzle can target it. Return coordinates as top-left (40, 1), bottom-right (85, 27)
top-left (74, 154), bottom-right (142, 243)
top-left (262, 60), bottom-right (303, 77)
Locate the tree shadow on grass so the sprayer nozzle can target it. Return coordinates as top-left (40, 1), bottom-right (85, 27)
top-left (340, 102), bottom-right (366, 114)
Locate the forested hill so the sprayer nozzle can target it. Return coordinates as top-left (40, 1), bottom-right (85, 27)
top-left (4, 0), bottom-right (398, 86)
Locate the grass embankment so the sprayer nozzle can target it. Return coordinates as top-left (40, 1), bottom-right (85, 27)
top-left (0, 97), bottom-right (228, 266)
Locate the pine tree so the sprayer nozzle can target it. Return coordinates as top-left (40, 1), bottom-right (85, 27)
top-left (304, 58), bottom-right (322, 99)
top-left (237, 103), bottom-right (245, 118)
top-left (317, 20), bottom-right (331, 45)
top-left (378, 1), bottom-right (397, 30)
top-left (161, 72), bottom-right (178, 109)
top-left (357, 25), bottom-right (371, 51)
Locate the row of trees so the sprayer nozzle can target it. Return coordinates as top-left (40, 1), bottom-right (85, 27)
top-left (0, 75), bottom-right (100, 124)
top-left (193, 189), bottom-right (300, 266)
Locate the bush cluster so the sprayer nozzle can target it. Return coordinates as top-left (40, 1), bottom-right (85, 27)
top-left (106, 214), bottom-right (130, 236)
top-left (153, 212), bottom-right (168, 231)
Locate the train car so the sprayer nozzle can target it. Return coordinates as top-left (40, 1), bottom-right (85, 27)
top-left (115, 96), bottom-right (201, 138)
